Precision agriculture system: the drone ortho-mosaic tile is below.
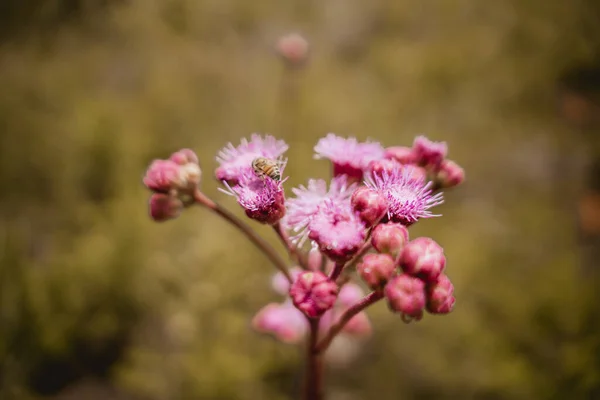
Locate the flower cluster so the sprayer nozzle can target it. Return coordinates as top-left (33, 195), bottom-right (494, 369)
top-left (142, 149), bottom-right (201, 222)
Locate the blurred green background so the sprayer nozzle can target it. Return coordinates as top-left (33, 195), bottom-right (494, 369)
top-left (2, 0), bottom-right (600, 399)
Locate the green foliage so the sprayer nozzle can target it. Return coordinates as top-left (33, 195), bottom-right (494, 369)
top-left (1, 0), bottom-right (600, 399)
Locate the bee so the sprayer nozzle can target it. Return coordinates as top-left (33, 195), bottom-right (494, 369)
top-left (252, 157), bottom-right (282, 181)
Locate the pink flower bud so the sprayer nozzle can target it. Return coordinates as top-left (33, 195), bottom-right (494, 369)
top-left (400, 237), bottom-right (446, 282)
top-left (371, 223), bottom-right (409, 261)
top-left (143, 159), bottom-right (182, 193)
top-left (271, 267), bottom-right (303, 295)
top-left (412, 136), bottom-right (447, 169)
top-left (435, 159), bottom-right (465, 188)
top-left (342, 311), bottom-right (372, 337)
top-left (384, 274), bottom-right (426, 320)
top-left (426, 274), bottom-right (455, 314)
top-left (357, 253), bottom-right (396, 289)
top-left (148, 193), bottom-right (183, 222)
top-left (169, 148), bottom-right (199, 166)
top-left (251, 302), bottom-right (307, 344)
top-left (290, 271), bottom-right (338, 318)
top-left (307, 247), bottom-right (323, 271)
top-left (337, 283), bottom-right (364, 307)
top-left (351, 187), bottom-right (388, 227)
top-left (384, 146), bottom-right (416, 164)
top-left (276, 33), bottom-right (309, 66)
top-left (368, 158), bottom-right (401, 177)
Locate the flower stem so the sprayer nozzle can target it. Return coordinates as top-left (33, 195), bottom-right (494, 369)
top-left (315, 290), bottom-right (384, 352)
top-left (329, 262), bottom-right (345, 282)
top-left (193, 190), bottom-right (292, 283)
top-left (304, 318), bottom-right (324, 400)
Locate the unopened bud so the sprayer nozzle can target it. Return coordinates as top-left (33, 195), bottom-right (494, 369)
top-left (368, 159), bottom-right (401, 178)
top-left (371, 223), bottom-right (409, 261)
top-left (337, 283), bottom-right (364, 307)
top-left (426, 274), bottom-right (455, 314)
top-left (290, 271), bottom-right (338, 318)
top-left (384, 274), bottom-right (426, 320)
top-left (251, 302), bottom-right (307, 344)
top-left (342, 311), bottom-right (372, 337)
top-left (170, 148), bottom-right (199, 166)
top-left (143, 159), bottom-right (182, 193)
top-left (276, 33), bottom-right (309, 67)
top-left (357, 253), bottom-right (396, 289)
top-left (384, 146), bottom-right (415, 164)
top-left (412, 136), bottom-right (447, 169)
top-left (351, 187), bottom-right (388, 227)
top-left (435, 159), bottom-right (465, 188)
top-left (400, 237), bottom-right (446, 282)
top-left (148, 193), bottom-right (183, 222)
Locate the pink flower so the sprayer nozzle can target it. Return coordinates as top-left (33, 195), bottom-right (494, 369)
top-left (251, 301), bottom-right (308, 344)
top-left (276, 33), bottom-right (309, 66)
top-left (143, 159), bottom-right (183, 193)
top-left (400, 237), bottom-right (446, 282)
top-left (283, 175), bottom-right (357, 246)
top-left (337, 283), bottom-right (365, 307)
top-left (412, 136), bottom-right (447, 169)
top-left (384, 274), bottom-right (426, 321)
top-left (371, 223), bottom-right (409, 261)
top-left (271, 267), bottom-right (303, 295)
top-left (351, 187), bottom-right (388, 227)
top-left (148, 193), bottom-right (184, 222)
top-left (384, 146), bottom-right (416, 164)
top-left (314, 134), bottom-right (385, 182)
top-left (426, 274), bottom-right (455, 314)
top-left (357, 253), bottom-right (397, 289)
top-left (215, 134), bottom-right (288, 184)
top-left (221, 169), bottom-right (287, 225)
top-left (365, 166), bottom-right (443, 225)
top-left (290, 271), bottom-right (338, 318)
top-left (308, 200), bottom-right (366, 262)
top-left (435, 159), bottom-right (465, 188)
top-left (170, 148), bottom-right (199, 166)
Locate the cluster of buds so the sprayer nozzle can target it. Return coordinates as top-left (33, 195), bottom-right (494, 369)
top-left (142, 149), bottom-right (201, 222)
top-left (142, 131), bottom-right (463, 352)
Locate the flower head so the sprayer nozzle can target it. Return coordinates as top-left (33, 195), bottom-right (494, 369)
top-left (357, 253), bottom-right (397, 290)
top-left (221, 168), bottom-right (287, 225)
top-left (251, 301), bottom-right (308, 344)
top-left (371, 222), bottom-right (409, 261)
top-left (148, 193), bottom-right (184, 222)
top-left (308, 200), bottom-right (366, 262)
top-left (426, 274), bottom-right (455, 315)
top-left (215, 134), bottom-right (288, 184)
top-left (276, 33), bottom-right (309, 67)
top-left (290, 271), bottom-right (338, 318)
top-left (384, 146), bottom-right (416, 164)
top-left (384, 274), bottom-right (426, 321)
top-left (400, 237), bottom-right (446, 282)
top-left (314, 134), bottom-right (384, 182)
top-left (365, 165), bottom-right (443, 225)
top-left (412, 136), bottom-right (447, 169)
top-left (435, 159), bottom-right (465, 189)
top-left (351, 186), bottom-right (388, 227)
top-left (284, 175), bottom-right (357, 246)
top-left (143, 159), bottom-right (184, 193)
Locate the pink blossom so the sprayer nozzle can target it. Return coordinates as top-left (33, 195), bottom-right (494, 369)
top-left (365, 165), bottom-right (443, 225)
top-left (384, 146), bottom-right (416, 164)
top-left (351, 186), bottom-right (388, 227)
top-left (308, 200), bottom-right (366, 262)
top-left (251, 301), bottom-right (308, 344)
top-left (426, 274), bottom-right (455, 315)
top-left (271, 267), bottom-right (303, 295)
top-left (169, 148), bottom-right (199, 166)
top-left (400, 237), bottom-right (446, 282)
top-left (337, 283), bottom-right (365, 307)
top-left (314, 134), bottom-right (385, 182)
top-left (290, 271), bottom-right (338, 318)
top-left (148, 193), bottom-right (184, 222)
top-left (221, 169), bottom-right (287, 225)
top-left (384, 274), bottom-right (426, 321)
top-left (215, 134), bottom-right (288, 184)
top-left (371, 223), bottom-right (409, 261)
top-left (143, 159), bottom-right (183, 193)
top-left (357, 253), bottom-right (397, 289)
top-left (435, 159), bottom-right (465, 188)
top-left (412, 136), bottom-right (447, 169)
top-left (283, 175), bottom-right (357, 246)
top-left (276, 33), bottom-right (309, 66)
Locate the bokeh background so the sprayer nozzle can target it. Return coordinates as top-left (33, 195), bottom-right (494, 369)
top-left (2, 1), bottom-right (600, 399)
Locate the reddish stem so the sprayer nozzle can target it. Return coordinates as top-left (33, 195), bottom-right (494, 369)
top-left (193, 190), bottom-right (292, 283)
top-left (315, 291), bottom-right (384, 352)
top-left (328, 262), bottom-right (345, 282)
top-left (304, 318), bottom-right (324, 400)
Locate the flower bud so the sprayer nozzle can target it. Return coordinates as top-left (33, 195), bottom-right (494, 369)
top-left (400, 237), bottom-right (446, 282)
top-left (426, 274), bottom-right (455, 314)
top-left (169, 148), bottom-right (199, 166)
top-left (368, 158), bottom-right (401, 177)
top-left (412, 136), bottom-right (447, 169)
top-left (351, 187), bottom-right (388, 227)
top-left (371, 223), bottom-right (409, 261)
top-left (307, 247), bottom-right (323, 271)
top-left (337, 283), bottom-right (364, 307)
top-left (290, 271), bottom-right (338, 318)
top-left (251, 302), bottom-right (307, 344)
top-left (435, 159), bottom-right (465, 188)
top-left (271, 267), bottom-right (303, 296)
top-left (148, 193), bottom-right (183, 222)
top-left (276, 33), bottom-right (309, 67)
top-left (384, 146), bottom-right (415, 164)
top-left (143, 159), bottom-right (182, 193)
top-left (357, 253), bottom-right (396, 289)
top-left (342, 311), bottom-right (372, 337)
top-left (384, 274), bottom-right (426, 320)
top-left (244, 189), bottom-right (286, 225)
